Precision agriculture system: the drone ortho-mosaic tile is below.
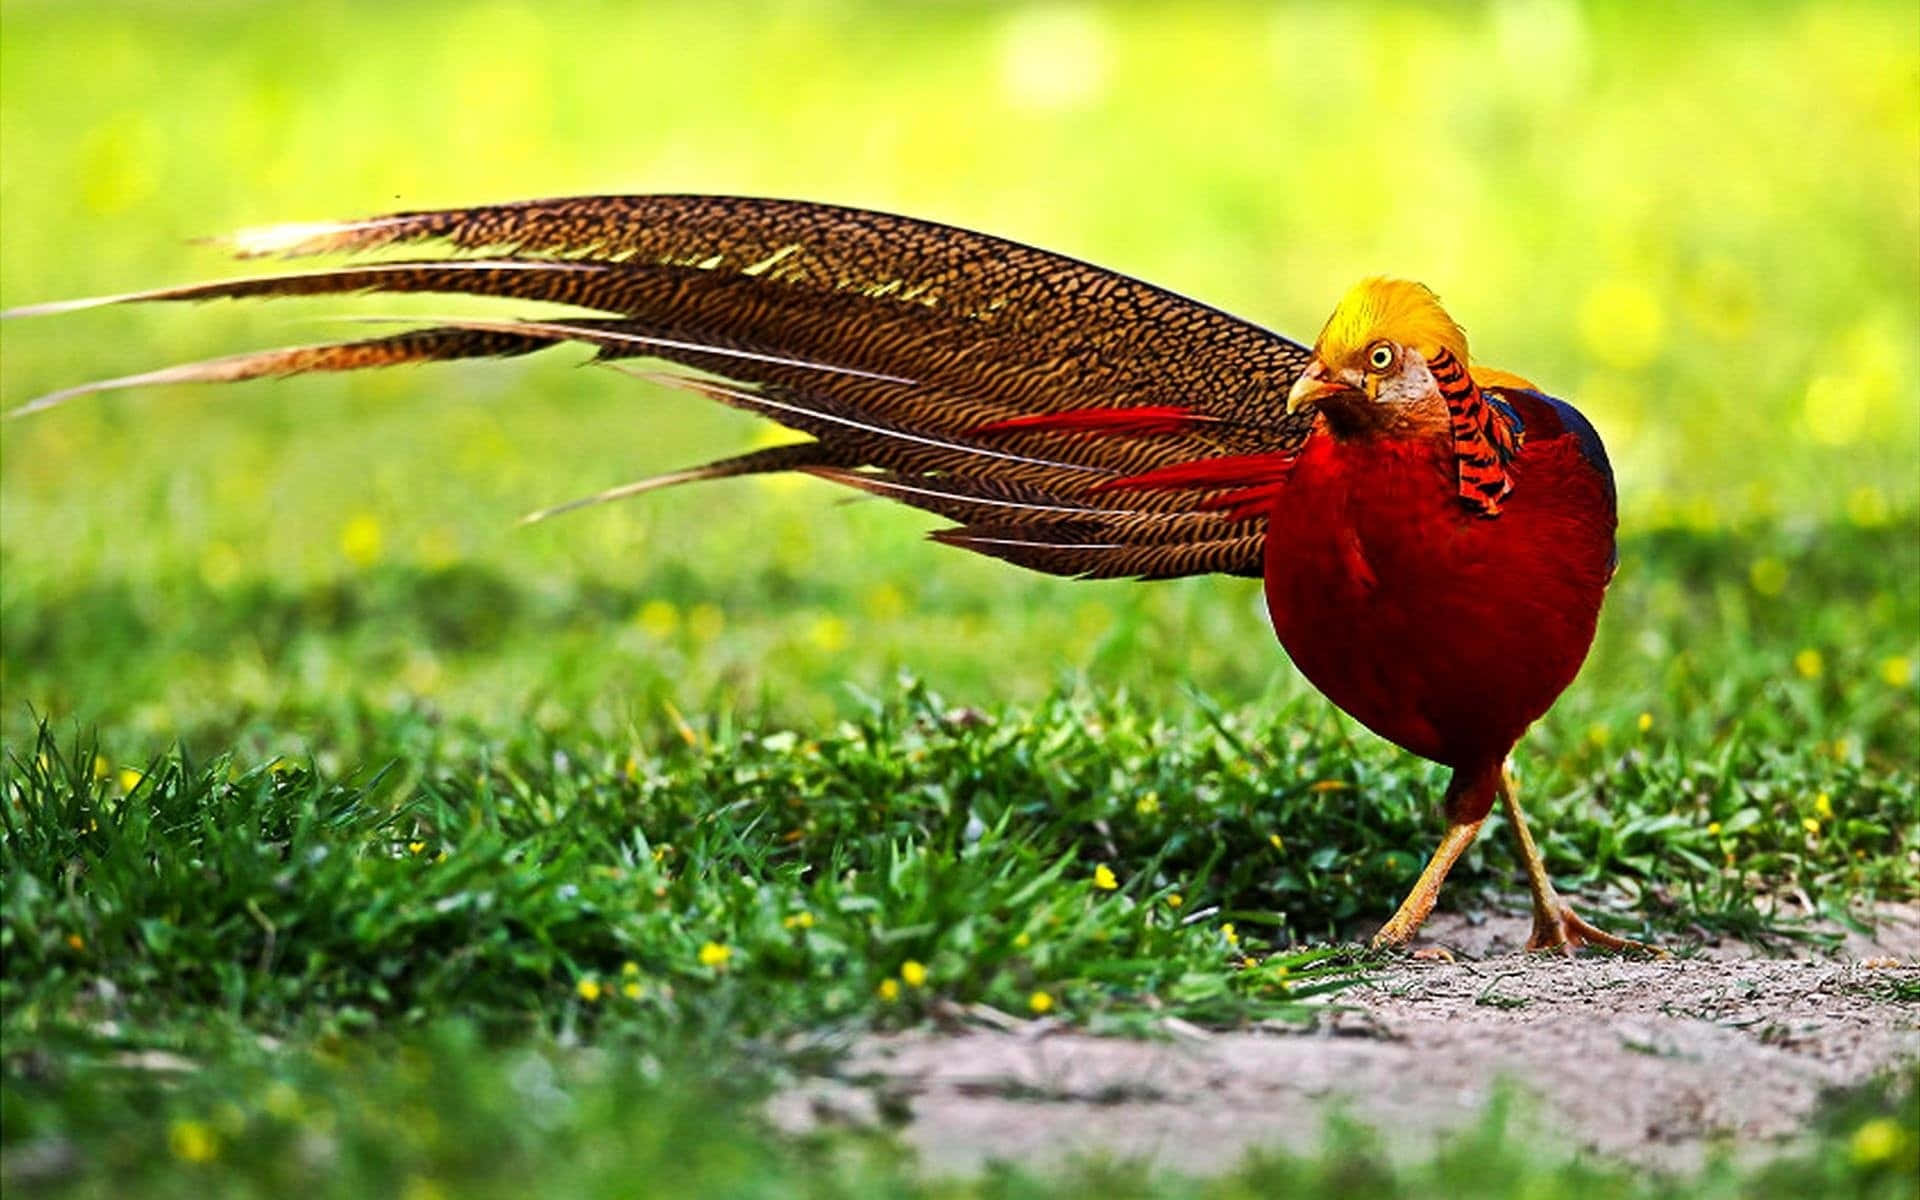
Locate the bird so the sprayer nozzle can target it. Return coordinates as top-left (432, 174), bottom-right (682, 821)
top-left (5, 194), bottom-right (1646, 953)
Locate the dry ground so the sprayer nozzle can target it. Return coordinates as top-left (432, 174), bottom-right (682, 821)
top-left (774, 905), bottom-right (1920, 1176)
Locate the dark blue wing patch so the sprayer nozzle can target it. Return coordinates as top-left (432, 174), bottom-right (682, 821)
top-left (1515, 388), bottom-right (1615, 503)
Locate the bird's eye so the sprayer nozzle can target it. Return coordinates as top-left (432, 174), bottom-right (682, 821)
top-left (1367, 343), bottom-right (1395, 372)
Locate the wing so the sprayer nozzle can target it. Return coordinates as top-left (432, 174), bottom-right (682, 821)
top-left (5, 195), bottom-right (1314, 580)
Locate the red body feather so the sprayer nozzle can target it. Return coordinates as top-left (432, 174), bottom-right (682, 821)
top-left (1261, 392), bottom-right (1616, 805)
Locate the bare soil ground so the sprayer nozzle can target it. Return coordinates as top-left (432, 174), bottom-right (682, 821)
top-left (773, 904), bottom-right (1920, 1176)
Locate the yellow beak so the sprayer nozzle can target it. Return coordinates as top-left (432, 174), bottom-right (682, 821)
top-left (1285, 363), bottom-right (1354, 414)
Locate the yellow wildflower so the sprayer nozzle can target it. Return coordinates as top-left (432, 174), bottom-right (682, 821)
top-left (1793, 648), bottom-right (1823, 679)
top-left (263, 1082), bottom-right (301, 1120)
top-left (118, 768), bottom-right (143, 793)
top-left (1167, 893), bottom-right (1184, 909)
top-left (1706, 822), bottom-right (1721, 836)
top-left (808, 615), bottom-right (849, 652)
top-left (1027, 990), bottom-right (1054, 1015)
top-left (576, 978), bottom-right (602, 1003)
top-left (1814, 793), bottom-right (1834, 821)
top-left (1092, 864), bottom-right (1119, 891)
top-left (1637, 712), bottom-right (1653, 733)
top-left (1222, 923), bottom-right (1239, 946)
top-left (622, 961), bottom-right (641, 977)
top-left (168, 1118), bottom-right (219, 1163)
top-left (1135, 792), bottom-right (1160, 816)
top-left (340, 514), bottom-right (383, 567)
top-left (1013, 932), bottom-right (1031, 949)
top-left (407, 841), bottom-right (427, 855)
top-left (1849, 1116), bottom-right (1906, 1166)
top-left (622, 981), bottom-right (644, 1000)
top-left (1268, 833), bottom-right (1284, 851)
top-left (1882, 656), bottom-right (1914, 688)
top-left (636, 599), bottom-right (679, 638)
top-left (698, 941), bottom-right (732, 968)
top-left (1748, 556), bottom-right (1787, 596)
top-left (877, 978), bottom-right (901, 1003)
top-left (783, 911), bottom-right (815, 930)
top-left (901, 960), bottom-right (928, 988)
top-left (688, 603), bottom-right (726, 641)
top-left (1801, 817), bottom-right (1821, 836)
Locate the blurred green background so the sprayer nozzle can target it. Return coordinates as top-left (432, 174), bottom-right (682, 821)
top-left (1, 0), bottom-right (1915, 760)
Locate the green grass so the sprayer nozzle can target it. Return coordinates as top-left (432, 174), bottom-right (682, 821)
top-left (2, 0), bottom-right (1918, 1195)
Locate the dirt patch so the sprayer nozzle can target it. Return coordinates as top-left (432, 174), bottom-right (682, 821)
top-left (773, 906), bottom-right (1920, 1176)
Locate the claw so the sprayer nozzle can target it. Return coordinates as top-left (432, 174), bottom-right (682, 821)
top-left (1527, 903), bottom-right (1666, 957)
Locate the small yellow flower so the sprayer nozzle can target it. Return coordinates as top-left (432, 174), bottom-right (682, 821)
top-left (622, 981), bottom-right (644, 1000)
top-left (1814, 793), bottom-right (1834, 821)
top-left (1166, 893), bottom-right (1184, 909)
top-left (1268, 833), bottom-right (1284, 851)
top-left (1793, 648), bottom-right (1823, 679)
top-left (407, 841), bottom-right (427, 855)
top-left (1801, 817), bottom-right (1821, 836)
top-left (65, 933), bottom-right (85, 951)
top-left (1748, 556), bottom-right (1787, 596)
top-left (340, 514), bottom-right (384, 568)
top-left (1706, 822), bottom-right (1722, 836)
top-left (807, 615), bottom-right (849, 653)
top-left (698, 941), bottom-right (732, 968)
top-left (118, 768), bottom-right (143, 793)
top-left (168, 1118), bottom-right (219, 1163)
top-left (263, 1082), bottom-right (301, 1120)
top-left (687, 603), bottom-right (726, 642)
top-left (1849, 1116), bottom-right (1907, 1166)
top-left (576, 978), bottom-right (602, 1002)
top-left (782, 911), bottom-right (815, 930)
top-left (636, 598), bottom-right (679, 638)
top-left (1027, 990), bottom-right (1054, 1014)
top-left (1013, 932), bottom-right (1031, 949)
top-left (1882, 656), bottom-right (1914, 688)
top-left (622, 961), bottom-right (641, 977)
top-left (1092, 864), bottom-right (1119, 891)
top-left (1637, 712), bottom-right (1653, 733)
top-left (901, 960), bottom-right (928, 988)
top-left (877, 978), bottom-right (901, 1003)
top-left (1221, 923), bottom-right (1238, 946)
top-left (1134, 792), bottom-right (1160, 816)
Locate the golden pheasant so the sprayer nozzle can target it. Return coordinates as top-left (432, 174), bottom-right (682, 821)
top-left (6, 195), bottom-right (1644, 953)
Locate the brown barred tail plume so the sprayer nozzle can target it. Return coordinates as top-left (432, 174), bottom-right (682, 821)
top-left (5, 195), bottom-right (1318, 580)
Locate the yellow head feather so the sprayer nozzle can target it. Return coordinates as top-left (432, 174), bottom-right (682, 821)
top-left (1314, 277), bottom-right (1468, 369)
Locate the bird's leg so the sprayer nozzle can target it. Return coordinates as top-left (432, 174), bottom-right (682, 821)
top-left (1370, 816), bottom-right (1486, 948)
top-left (1371, 766), bottom-right (1495, 949)
top-left (1498, 768), bottom-right (1660, 955)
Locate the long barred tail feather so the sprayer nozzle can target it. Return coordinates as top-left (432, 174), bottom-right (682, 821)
top-left (5, 194), bottom-right (1317, 580)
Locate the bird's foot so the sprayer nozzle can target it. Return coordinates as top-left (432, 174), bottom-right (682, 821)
top-left (1526, 903), bottom-right (1665, 957)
